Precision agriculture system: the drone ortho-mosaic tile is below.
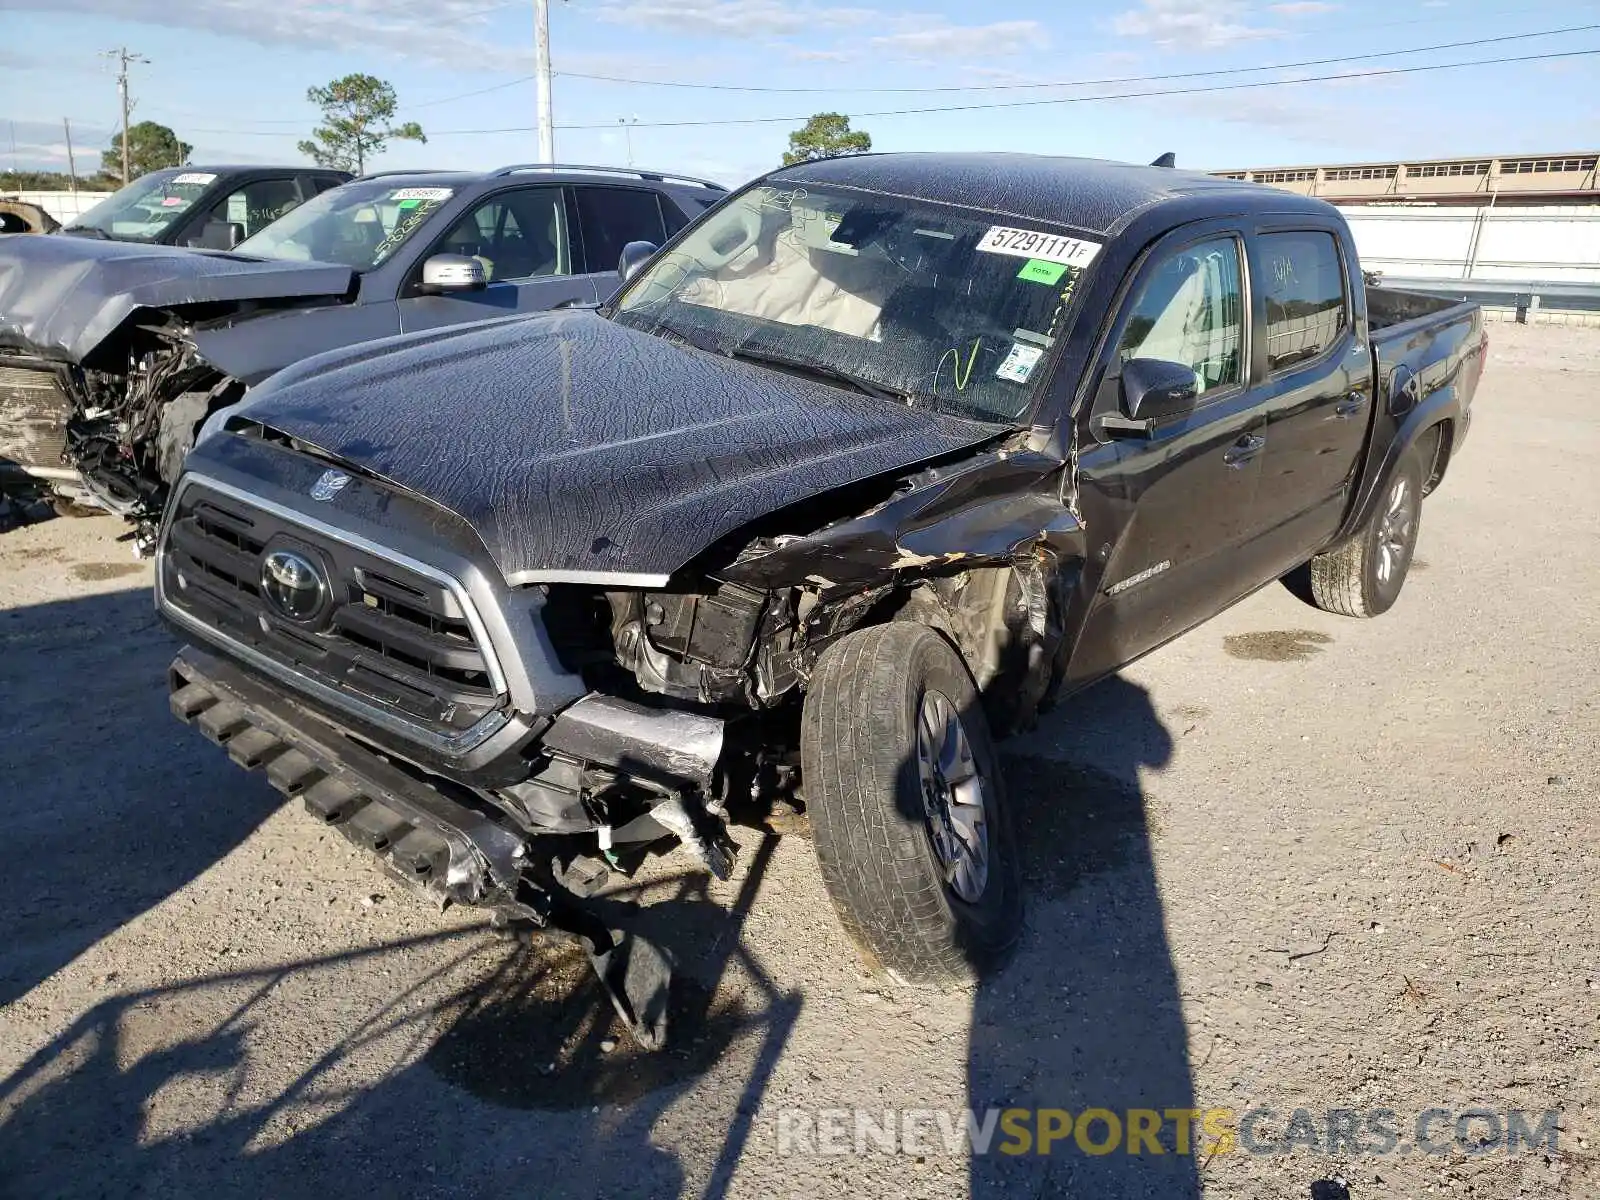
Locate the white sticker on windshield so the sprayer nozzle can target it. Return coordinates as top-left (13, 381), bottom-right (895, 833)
top-left (977, 226), bottom-right (1101, 267)
top-left (996, 343), bottom-right (1044, 384)
top-left (172, 172), bottom-right (217, 185)
top-left (389, 187), bottom-right (453, 202)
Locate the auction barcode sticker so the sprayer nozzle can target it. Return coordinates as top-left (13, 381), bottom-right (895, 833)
top-left (172, 173), bottom-right (218, 186)
top-left (389, 187), bottom-right (453, 202)
top-left (977, 226), bottom-right (1101, 268)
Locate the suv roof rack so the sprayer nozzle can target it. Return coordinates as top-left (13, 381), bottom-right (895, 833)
top-left (354, 168), bottom-right (454, 180)
top-left (488, 162), bottom-right (726, 190)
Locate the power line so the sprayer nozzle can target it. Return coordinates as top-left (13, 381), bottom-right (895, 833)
top-left (163, 16), bottom-right (1600, 129)
top-left (406, 74), bottom-right (538, 110)
top-left (156, 47), bottom-right (1600, 138)
top-left (491, 47), bottom-right (1600, 133)
top-left (550, 22), bottom-right (1599, 94)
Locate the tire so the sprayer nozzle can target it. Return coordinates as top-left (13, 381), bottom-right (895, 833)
top-left (1308, 447), bottom-right (1425, 618)
top-left (800, 622), bottom-right (1023, 987)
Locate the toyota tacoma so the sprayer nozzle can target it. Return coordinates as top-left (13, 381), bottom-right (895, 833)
top-left (156, 152), bottom-right (1485, 1044)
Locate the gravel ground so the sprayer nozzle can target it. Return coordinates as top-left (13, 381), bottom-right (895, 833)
top-left (1, 322), bottom-right (1596, 1200)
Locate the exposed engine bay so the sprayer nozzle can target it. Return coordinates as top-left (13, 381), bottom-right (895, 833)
top-left (65, 328), bottom-right (241, 532)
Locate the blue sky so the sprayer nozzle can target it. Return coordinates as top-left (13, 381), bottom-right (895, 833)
top-left (2, 0), bottom-right (1597, 186)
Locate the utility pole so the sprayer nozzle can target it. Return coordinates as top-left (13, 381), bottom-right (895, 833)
top-left (63, 119), bottom-right (78, 193)
top-left (534, 0), bottom-right (554, 163)
top-left (617, 116), bottom-right (637, 168)
top-left (102, 46), bottom-right (148, 184)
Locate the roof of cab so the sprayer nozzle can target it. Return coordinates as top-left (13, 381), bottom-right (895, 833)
top-left (769, 151), bottom-right (1339, 235)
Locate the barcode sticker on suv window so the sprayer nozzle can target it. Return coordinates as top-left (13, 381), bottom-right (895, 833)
top-left (172, 173), bottom-right (218, 186)
top-left (977, 226), bottom-right (1101, 267)
top-left (389, 187), bottom-right (453, 202)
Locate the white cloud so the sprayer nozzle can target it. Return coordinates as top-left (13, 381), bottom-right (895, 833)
top-left (597, 2), bottom-right (1044, 66)
top-left (869, 19), bottom-right (1048, 61)
top-left (0, 0), bottom-right (535, 72)
top-left (594, 0), bottom-right (875, 38)
top-left (1111, 0), bottom-right (1279, 48)
top-left (787, 47), bottom-right (856, 62)
top-left (1270, 1), bottom-right (1338, 13)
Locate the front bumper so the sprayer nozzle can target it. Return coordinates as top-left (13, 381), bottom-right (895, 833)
top-left (169, 645), bottom-right (526, 907)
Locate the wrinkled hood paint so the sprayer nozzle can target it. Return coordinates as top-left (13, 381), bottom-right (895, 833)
top-left (230, 309), bottom-right (1007, 585)
top-left (0, 233), bottom-right (353, 364)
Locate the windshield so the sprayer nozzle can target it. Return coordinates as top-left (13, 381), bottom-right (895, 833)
top-left (66, 169), bottom-right (219, 242)
top-left (612, 181), bottom-right (1101, 422)
top-left (236, 179), bottom-right (456, 271)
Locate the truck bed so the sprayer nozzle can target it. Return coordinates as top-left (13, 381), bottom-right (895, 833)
top-left (1367, 284), bottom-right (1474, 334)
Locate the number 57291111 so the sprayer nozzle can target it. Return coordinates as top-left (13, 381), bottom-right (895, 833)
top-left (977, 226), bottom-right (1102, 268)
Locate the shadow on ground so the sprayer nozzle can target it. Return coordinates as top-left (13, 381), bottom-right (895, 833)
top-left (0, 587), bottom-right (281, 1006)
top-left (971, 674), bottom-right (1200, 1197)
top-left (0, 583), bottom-right (799, 1198)
top-left (1, 584), bottom-right (1192, 1197)
top-left (0, 845), bottom-right (799, 1200)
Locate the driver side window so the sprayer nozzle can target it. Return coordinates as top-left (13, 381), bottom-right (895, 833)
top-left (433, 187), bottom-right (570, 283)
top-left (1116, 237), bottom-right (1244, 395)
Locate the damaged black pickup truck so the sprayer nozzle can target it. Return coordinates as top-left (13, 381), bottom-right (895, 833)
top-left (157, 152), bottom-right (1485, 1043)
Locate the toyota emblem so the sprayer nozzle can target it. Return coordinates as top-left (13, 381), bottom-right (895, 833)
top-left (261, 548), bottom-right (327, 623)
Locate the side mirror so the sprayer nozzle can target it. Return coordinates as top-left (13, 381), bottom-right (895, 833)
top-left (420, 253), bottom-right (488, 294)
top-left (618, 240), bottom-right (658, 283)
top-left (188, 219), bottom-right (246, 251)
top-left (1104, 358), bottom-right (1200, 436)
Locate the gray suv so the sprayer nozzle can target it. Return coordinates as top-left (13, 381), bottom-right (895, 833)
top-left (0, 163), bottom-right (725, 536)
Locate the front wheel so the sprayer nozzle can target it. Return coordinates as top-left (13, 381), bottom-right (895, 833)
top-left (800, 622), bottom-right (1023, 987)
top-left (1306, 448), bottom-right (1425, 618)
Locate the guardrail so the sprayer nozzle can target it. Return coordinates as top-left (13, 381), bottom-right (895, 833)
top-left (1375, 275), bottom-right (1600, 320)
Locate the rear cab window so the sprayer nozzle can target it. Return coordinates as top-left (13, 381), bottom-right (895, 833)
top-left (1255, 231), bottom-right (1349, 372)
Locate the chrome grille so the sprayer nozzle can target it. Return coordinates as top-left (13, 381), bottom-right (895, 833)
top-left (161, 485), bottom-right (501, 735)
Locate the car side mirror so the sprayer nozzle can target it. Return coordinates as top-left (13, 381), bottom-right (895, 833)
top-left (420, 253), bottom-right (488, 294)
top-left (618, 240), bottom-right (658, 283)
top-left (187, 219), bottom-right (246, 251)
top-left (1104, 358), bottom-right (1200, 436)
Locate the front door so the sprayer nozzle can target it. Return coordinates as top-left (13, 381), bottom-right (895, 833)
top-left (397, 185), bottom-right (596, 333)
top-left (1065, 225), bottom-right (1274, 687)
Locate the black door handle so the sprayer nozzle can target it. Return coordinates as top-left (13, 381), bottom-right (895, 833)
top-left (1223, 434), bottom-right (1265, 468)
top-left (1334, 392), bottom-right (1366, 418)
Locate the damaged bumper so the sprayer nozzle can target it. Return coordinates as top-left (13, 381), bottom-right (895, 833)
top-left (169, 645), bottom-right (525, 908)
top-left (170, 644), bottom-right (698, 1049)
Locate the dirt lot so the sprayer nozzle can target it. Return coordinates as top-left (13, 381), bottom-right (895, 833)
top-left (1, 322), bottom-right (1597, 1200)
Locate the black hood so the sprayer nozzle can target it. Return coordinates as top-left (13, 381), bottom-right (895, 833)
top-left (230, 310), bottom-right (1006, 585)
top-left (0, 234), bottom-right (353, 363)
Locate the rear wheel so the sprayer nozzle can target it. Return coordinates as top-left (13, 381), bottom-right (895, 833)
top-left (1307, 448), bottom-right (1425, 618)
top-left (800, 622), bottom-right (1022, 987)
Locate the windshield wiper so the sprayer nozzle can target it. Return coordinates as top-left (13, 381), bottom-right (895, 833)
top-left (723, 345), bottom-right (909, 404)
top-left (60, 225), bottom-right (110, 240)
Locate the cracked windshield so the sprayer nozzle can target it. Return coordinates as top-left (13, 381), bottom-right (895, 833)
top-left (613, 181), bottom-right (1101, 423)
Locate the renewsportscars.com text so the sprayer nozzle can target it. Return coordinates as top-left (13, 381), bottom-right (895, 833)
top-left (775, 1106), bottom-right (1560, 1158)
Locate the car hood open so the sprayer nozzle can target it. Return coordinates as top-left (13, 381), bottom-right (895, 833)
top-left (0, 233), bottom-right (354, 364)
top-left (229, 309), bottom-right (1007, 585)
